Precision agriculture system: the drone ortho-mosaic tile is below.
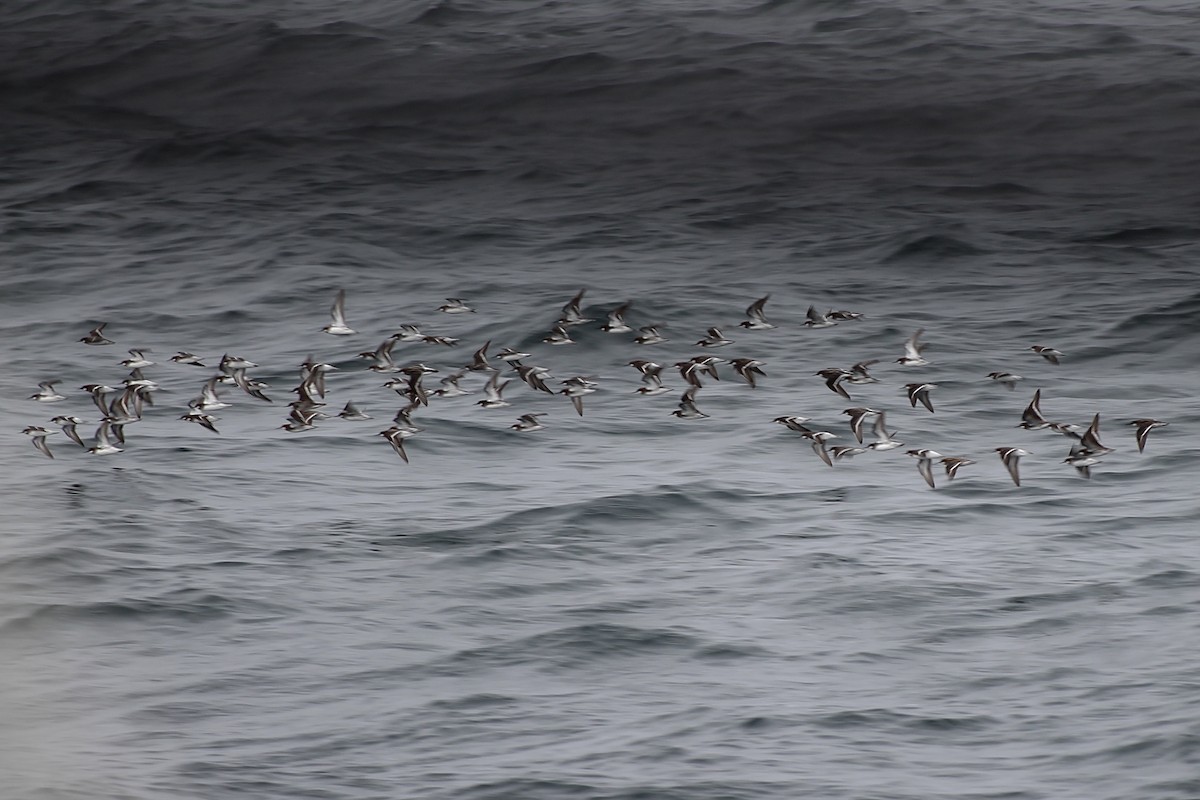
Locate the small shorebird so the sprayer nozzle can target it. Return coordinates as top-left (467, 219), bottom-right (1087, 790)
top-left (30, 381), bottom-right (66, 402)
top-left (558, 289), bottom-right (592, 326)
top-left (338, 401), bottom-right (371, 420)
top-left (866, 412), bottom-right (904, 451)
top-left (1030, 345), bottom-right (1063, 365)
top-left (438, 298), bottom-right (475, 314)
top-left (843, 407), bottom-right (881, 443)
top-left (1129, 419), bottom-right (1167, 453)
top-left (941, 457), bottom-right (975, 481)
top-left (996, 447), bottom-right (1031, 487)
top-left (511, 413), bottom-right (547, 432)
top-left (543, 324), bottom-right (575, 346)
top-left (476, 372), bottom-right (511, 408)
top-left (51, 415), bottom-right (87, 447)
top-left (599, 301), bottom-right (633, 333)
top-left (170, 352), bottom-right (206, 366)
top-left (739, 296), bottom-right (774, 330)
top-left (1019, 389), bottom-right (1050, 430)
top-left (729, 358), bottom-right (766, 388)
top-left (986, 372), bottom-right (1023, 390)
top-left (905, 383), bottom-right (937, 413)
top-left (633, 325), bottom-right (668, 345)
top-left (896, 328), bottom-right (928, 366)
top-left (322, 288), bottom-right (356, 335)
top-left (80, 323), bottom-right (115, 345)
top-left (804, 430), bottom-right (839, 466)
top-left (180, 409), bottom-right (220, 434)
top-left (907, 449), bottom-right (943, 489)
top-left (696, 327), bottom-right (733, 347)
top-left (672, 387), bottom-right (708, 419)
top-left (803, 305), bottom-right (836, 328)
top-left (378, 426), bottom-right (415, 462)
top-left (23, 425), bottom-right (56, 458)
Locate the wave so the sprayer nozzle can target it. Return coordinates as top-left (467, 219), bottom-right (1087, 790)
top-left (1, 591), bottom-right (262, 635)
top-left (454, 779), bottom-right (796, 800)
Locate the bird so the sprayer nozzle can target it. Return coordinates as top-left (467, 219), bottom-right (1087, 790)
top-left (87, 421), bottom-right (123, 455)
top-left (866, 412), bottom-right (903, 451)
top-left (729, 358), bottom-right (767, 388)
top-left (51, 415), bottom-right (87, 447)
top-left (1129, 419), bottom-right (1167, 453)
top-left (986, 372), bottom-right (1023, 390)
top-left (696, 327), bottom-right (733, 347)
top-left (676, 357), bottom-right (721, 389)
top-left (896, 328), bottom-right (928, 366)
top-left (803, 306), bottom-right (836, 328)
top-left (29, 381), bottom-right (66, 402)
top-left (905, 383), bottom-right (937, 413)
top-left (476, 373), bottom-right (511, 408)
top-left (80, 323), bottom-right (115, 345)
top-left (190, 376), bottom-right (230, 411)
top-left (279, 407), bottom-right (320, 432)
top-left (463, 340), bottom-right (492, 372)
top-left (829, 446), bottom-right (867, 460)
top-left (80, 383), bottom-right (117, 416)
top-left (220, 354), bottom-right (257, 372)
top-left (773, 415), bottom-right (812, 433)
top-left (941, 457), bottom-right (976, 481)
top-left (559, 378), bottom-right (596, 416)
top-left (360, 336), bottom-right (401, 372)
top-left (23, 425), bottom-right (56, 458)
top-left (1077, 414), bottom-right (1113, 456)
top-left (377, 426), bottom-right (414, 462)
top-left (391, 402), bottom-right (421, 432)
top-left (1049, 422), bottom-right (1085, 440)
top-left (1030, 345), bottom-right (1063, 365)
top-left (599, 301), bottom-right (633, 333)
top-left (558, 289), bottom-right (591, 326)
top-left (907, 449), bottom-right (943, 488)
top-left (672, 387), bottom-right (708, 419)
top-left (430, 371), bottom-right (470, 398)
top-left (496, 347), bottom-right (531, 363)
top-left (169, 352), bottom-right (207, 366)
top-left (845, 360), bottom-right (879, 384)
top-left (629, 361), bottom-right (670, 396)
top-left (180, 409), bottom-right (220, 434)
top-left (804, 430), bottom-right (839, 466)
top-left (817, 368), bottom-right (852, 401)
top-left (996, 447), bottom-right (1031, 487)
top-left (1063, 452), bottom-right (1101, 479)
top-left (322, 288), bottom-right (356, 335)
top-left (438, 298), bottom-right (475, 314)
top-left (739, 296), bottom-right (774, 330)
top-left (228, 367), bottom-right (272, 403)
top-left (515, 364), bottom-right (554, 394)
top-left (843, 407), bottom-right (881, 444)
top-left (391, 324), bottom-right (426, 342)
top-left (1019, 389), bottom-right (1050, 430)
top-left (120, 349), bottom-right (154, 369)
top-left (338, 401), bottom-right (371, 420)
top-left (543, 325), bottom-right (575, 346)
top-left (511, 413), bottom-right (547, 432)
top-left (633, 325), bottom-right (668, 345)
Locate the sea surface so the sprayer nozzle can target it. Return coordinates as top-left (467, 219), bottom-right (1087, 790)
top-left (3, 1), bottom-right (1200, 798)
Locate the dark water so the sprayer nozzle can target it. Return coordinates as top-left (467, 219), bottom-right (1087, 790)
top-left (3, 1), bottom-right (1200, 798)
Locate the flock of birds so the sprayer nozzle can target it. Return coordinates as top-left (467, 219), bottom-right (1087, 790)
top-left (21, 289), bottom-right (1169, 488)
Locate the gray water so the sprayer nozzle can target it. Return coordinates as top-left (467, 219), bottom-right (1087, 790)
top-left (3, 1), bottom-right (1200, 798)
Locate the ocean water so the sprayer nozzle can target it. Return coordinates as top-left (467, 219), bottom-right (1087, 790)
top-left (3, 1), bottom-right (1200, 798)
